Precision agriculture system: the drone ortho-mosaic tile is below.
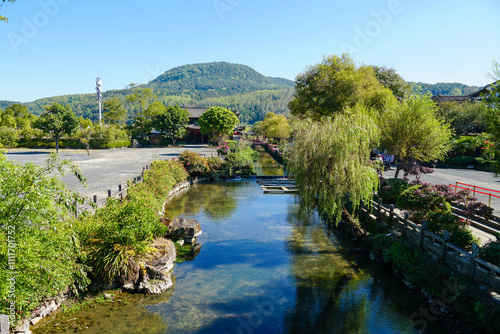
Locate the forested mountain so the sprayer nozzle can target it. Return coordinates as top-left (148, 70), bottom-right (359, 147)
top-left (0, 100), bottom-right (18, 110)
top-left (3, 62), bottom-right (295, 124)
top-left (412, 82), bottom-right (481, 96)
top-left (149, 62), bottom-right (294, 99)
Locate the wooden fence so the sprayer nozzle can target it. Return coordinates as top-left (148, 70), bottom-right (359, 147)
top-left (75, 164), bottom-right (151, 215)
top-left (361, 198), bottom-right (500, 291)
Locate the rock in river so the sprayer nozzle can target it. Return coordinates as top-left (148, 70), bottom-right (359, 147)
top-left (168, 217), bottom-right (202, 244)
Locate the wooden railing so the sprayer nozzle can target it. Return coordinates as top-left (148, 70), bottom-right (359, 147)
top-left (75, 164), bottom-right (151, 215)
top-left (360, 199), bottom-right (500, 291)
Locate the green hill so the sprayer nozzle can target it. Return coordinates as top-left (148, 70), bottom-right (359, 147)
top-left (149, 62), bottom-right (294, 98)
top-left (7, 62), bottom-right (295, 124)
top-left (412, 82), bottom-right (481, 96)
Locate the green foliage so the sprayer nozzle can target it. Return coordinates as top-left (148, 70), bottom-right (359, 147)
top-left (0, 126), bottom-right (18, 149)
top-left (224, 140), bottom-right (238, 153)
top-left (289, 54), bottom-right (396, 119)
top-left (412, 82), bottom-right (481, 96)
top-left (479, 240), bottom-right (500, 267)
top-left (91, 124), bottom-right (130, 149)
top-left (382, 239), bottom-right (420, 273)
top-left (77, 198), bottom-right (163, 282)
top-left (287, 111), bottom-right (380, 223)
top-left (396, 185), bottom-right (448, 213)
top-left (78, 160), bottom-right (187, 282)
top-left (149, 61), bottom-right (294, 98)
top-left (177, 150), bottom-right (210, 177)
top-left (125, 83), bottom-right (155, 115)
top-left (438, 101), bottom-right (489, 135)
top-left (427, 211), bottom-right (477, 248)
top-left (449, 135), bottom-right (484, 157)
top-left (198, 106), bottom-right (239, 144)
top-left (103, 97), bottom-right (127, 125)
top-left (372, 66), bottom-right (412, 99)
top-left (443, 156), bottom-right (482, 167)
top-left (225, 148), bottom-right (258, 169)
top-left (153, 104), bottom-right (190, 145)
top-left (378, 178), bottom-right (409, 204)
top-left (0, 104), bottom-right (37, 132)
top-left (379, 94), bottom-right (452, 172)
top-left (207, 156), bottom-right (224, 178)
top-left (34, 103), bottom-right (79, 153)
top-left (260, 112), bottom-right (290, 140)
top-left (0, 153), bottom-right (88, 322)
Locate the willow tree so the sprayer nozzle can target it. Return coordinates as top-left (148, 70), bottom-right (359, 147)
top-left (286, 109), bottom-right (380, 223)
top-left (379, 95), bottom-right (452, 178)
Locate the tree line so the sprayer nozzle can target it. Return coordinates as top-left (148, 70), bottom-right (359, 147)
top-left (0, 82), bottom-right (242, 152)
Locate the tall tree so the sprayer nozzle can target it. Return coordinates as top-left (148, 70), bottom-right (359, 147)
top-left (198, 107), bottom-right (239, 145)
top-left (35, 103), bottom-right (79, 153)
top-left (289, 54), bottom-right (396, 119)
top-left (438, 101), bottom-right (489, 135)
top-left (76, 118), bottom-right (93, 155)
top-left (125, 83), bottom-right (155, 115)
top-left (379, 95), bottom-right (452, 178)
top-left (0, 126), bottom-right (18, 150)
top-left (153, 105), bottom-right (190, 145)
top-left (103, 97), bottom-right (127, 125)
top-left (286, 109), bottom-right (380, 223)
top-left (371, 66), bottom-right (412, 100)
top-left (261, 112), bottom-right (290, 142)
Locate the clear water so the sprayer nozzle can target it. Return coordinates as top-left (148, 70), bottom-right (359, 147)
top-left (34, 153), bottom-right (450, 334)
top-left (252, 146), bottom-right (285, 176)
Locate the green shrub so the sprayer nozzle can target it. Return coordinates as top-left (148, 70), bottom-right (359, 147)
top-left (479, 240), bottom-right (500, 267)
top-left (379, 178), bottom-right (409, 204)
top-left (382, 239), bottom-right (419, 274)
top-left (396, 184), bottom-right (449, 212)
top-left (207, 156), bottom-right (224, 178)
top-left (0, 154), bottom-right (89, 323)
top-left (78, 159), bottom-right (188, 282)
top-left (177, 150), bottom-right (210, 177)
top-left (78, 198), bottom-right (165, 282)
top-left (225, 140), bottom-right (238, 153)
top-left (427, 211), bottom-right (459, 232)
top-left (447, 225), bottom-right (477, 249)
top-left (444, 156), bottom-right (481, 167)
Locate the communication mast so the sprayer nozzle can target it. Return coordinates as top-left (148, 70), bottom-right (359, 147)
top-left (96, 77), bottom-right (102, 124)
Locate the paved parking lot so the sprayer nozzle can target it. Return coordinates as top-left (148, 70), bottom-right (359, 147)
top-left (6, 146), bottom-right (217, 201)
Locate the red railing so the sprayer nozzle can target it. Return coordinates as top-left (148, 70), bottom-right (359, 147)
top-left (450, 182), bottom-right (500, 207)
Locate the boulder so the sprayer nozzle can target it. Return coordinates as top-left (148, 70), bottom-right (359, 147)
top-left (135, 238), bottom-right (176, 294)
top-left (168, 217), bottom-right (202, 243)
top-left (147, 238), bottom-right (176, 272)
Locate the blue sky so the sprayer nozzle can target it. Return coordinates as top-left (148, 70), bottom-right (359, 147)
top-left (1, 0), bottom-right (499, 102)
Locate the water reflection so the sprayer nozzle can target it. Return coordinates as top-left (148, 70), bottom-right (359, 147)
top-left (35, 180), bottom-right (444, 333)
top-left (283, 205), bottom-right (415, 334)
top-left (164, 182), bottom-right (240, 221)
top-left (253, 146), bottom-right (285, 176)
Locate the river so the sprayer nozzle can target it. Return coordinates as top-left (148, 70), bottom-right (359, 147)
top-left (34, 149), bottom-right (449, 334)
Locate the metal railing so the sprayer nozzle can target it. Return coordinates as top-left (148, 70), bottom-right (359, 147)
top-left (450, 182), bottom-right (500, 207)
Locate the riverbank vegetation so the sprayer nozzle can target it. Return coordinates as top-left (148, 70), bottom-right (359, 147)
top-left (0, 150), bottom-right (225, 327)
top-left (284, 54), bottom-right (500, 332)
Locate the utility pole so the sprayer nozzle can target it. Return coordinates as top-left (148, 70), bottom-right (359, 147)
top-left (96, 77), bottom-right (102, 124)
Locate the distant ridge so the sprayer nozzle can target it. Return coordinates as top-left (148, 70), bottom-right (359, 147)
top-left (412, 82), bottom-right (481, 96)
